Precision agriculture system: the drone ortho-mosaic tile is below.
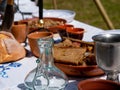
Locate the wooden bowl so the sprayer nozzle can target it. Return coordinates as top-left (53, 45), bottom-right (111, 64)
top-left (78, 78), bottom-right (120, 90)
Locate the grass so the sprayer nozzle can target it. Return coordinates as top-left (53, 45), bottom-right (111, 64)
top-left (43, 0), bottom-right (120, 30)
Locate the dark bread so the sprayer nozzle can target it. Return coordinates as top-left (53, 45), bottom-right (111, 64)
top-left (53, 47), bottom-right (86, 65)
top-left (53, 39), bottom-right (95, 65)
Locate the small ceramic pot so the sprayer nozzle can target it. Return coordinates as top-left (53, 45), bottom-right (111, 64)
top-left (27, 31), bottom-right (53, 57)
top-left (11, 23), bottom-right (27, 43)
top-left (48, 24), bottom-right (74, 37)
top-left (58, 24), bottom-right (74, 37)
top-left (18, 19), bottom-right (35, 34)
top-left (66, 27), bottom-right (84, 40)
top-left (78, 79), bottom-right (120, 90)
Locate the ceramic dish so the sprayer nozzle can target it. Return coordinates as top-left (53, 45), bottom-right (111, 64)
top-left (55, 63), bottom-right (104, 77)
top-left (54, 38), bottom-right (104, 77)
top-left (19, 17), bottom-right (67, 25)
top-left (52, 36), bottom-right (104, 77)
top-left (18, 17), bottom-right (66, 33)
top-left (78, 78), bottom-right (120, 90)
top-left (66, 27), bottom-right (85, 40)
top-left (34, 9), bottom-right (76, 23)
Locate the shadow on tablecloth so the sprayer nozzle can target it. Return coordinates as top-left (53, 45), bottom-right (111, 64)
top-left (17, 81), bottom-right (78, 90)
top-left (17, 75), bottom-right (101, 90)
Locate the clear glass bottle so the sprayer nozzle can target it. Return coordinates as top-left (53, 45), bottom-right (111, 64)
top-left (24, 32), bottom-right (68, 90)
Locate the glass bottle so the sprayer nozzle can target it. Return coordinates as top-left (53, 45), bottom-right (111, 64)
top-left (1, 0), bottom-right (14, 31)
top-left (24, 32), bottom-right (68, 90)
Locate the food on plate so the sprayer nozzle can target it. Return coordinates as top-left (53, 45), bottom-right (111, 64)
top-left (43, 18), bottom-right (65, 27)
top-left (53, 39), bottom-right (96, 66)
top-left (0, 31), bottom-right (26, 63)
top-left (18, 18), bottom-right (66, 33)
top-left (54, 47), bottom-right (86, 65)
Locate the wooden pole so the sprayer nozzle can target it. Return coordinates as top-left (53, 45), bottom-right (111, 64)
top-left (93, 0), bottom-right (115, 29)
top-left (52, 0), bottom-right (57, 9)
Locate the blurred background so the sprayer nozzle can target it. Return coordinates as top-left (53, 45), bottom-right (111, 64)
top-left (43, 0), bottom-right (120, 30)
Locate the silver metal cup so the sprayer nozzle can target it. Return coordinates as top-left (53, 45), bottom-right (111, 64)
top-left (92, 34), bottom-right (120, 82)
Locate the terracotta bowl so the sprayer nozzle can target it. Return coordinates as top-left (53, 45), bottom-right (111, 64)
top-left (57, 24), bottom-right (74, 37)
top-left (27, 31), bottom-right (53, 57)
top-left (66, 28), bottom-right (84, 40)
top-left (19, 17), bottom-right (66, 33)
top-left (11, 23), bottom-right (27, 43)
top-left (44, 17), bottom-right (67, 25)
top-left (78, 79), bottom-right (120, 90)
top-left (55, 63), bottom-right (104, 77)
top-left (48, 24), bottom-right (74, 37)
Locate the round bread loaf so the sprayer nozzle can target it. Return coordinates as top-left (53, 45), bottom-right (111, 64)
top-left (0, 31), bottom-right (26, 63)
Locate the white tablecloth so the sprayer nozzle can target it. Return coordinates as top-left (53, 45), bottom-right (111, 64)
top-left (0, 0), bottom-right (106, 90)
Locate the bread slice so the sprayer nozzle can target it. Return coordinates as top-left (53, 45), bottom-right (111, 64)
top-left (53, 47), bottom-right (86, 65)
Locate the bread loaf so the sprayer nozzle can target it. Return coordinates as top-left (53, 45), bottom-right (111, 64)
top-left (0, 31), bottom-right (26, 63)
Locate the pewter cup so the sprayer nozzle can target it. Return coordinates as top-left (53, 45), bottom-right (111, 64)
top-left (92, 34), bottom-right (120, 82)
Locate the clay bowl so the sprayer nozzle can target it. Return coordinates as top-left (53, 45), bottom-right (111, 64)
top-left (48, 24), bottom-right (74, 37)
top-left (44, 17), bottom-right (67, 26)
top-left (55, 63), bottom-right (104, 77)
top-left (27, 31), bottom-right (53, 57)
top-left (78, 78), bottom-right (120, 90)
top-left (66, 28), bottom-right (84, 40)
top-left (11, 22), bottom-right (27, 43)
top-left (19, 17), bottom-right (66, 33)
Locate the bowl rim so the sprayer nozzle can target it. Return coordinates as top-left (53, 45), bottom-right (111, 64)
top-left (55, 62), bottom-right (97, 68)
top-left (66, 28), bottom-right (85, 34)
top-left (20, 17), bottom-right (67, 23)
top-left (27, 31), bottom-right (53, 40)
top-left (55, 63), bottom-right (104, 77)
top-left (78, 78), bottom-right (120, 90)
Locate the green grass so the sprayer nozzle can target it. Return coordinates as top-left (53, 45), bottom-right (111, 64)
top-left (43, 0), bottom-right (120, 30)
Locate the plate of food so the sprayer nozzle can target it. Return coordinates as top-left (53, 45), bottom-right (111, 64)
top-left (18, 17), bottom-right (66, 33)
top-left (53, 38), bottom-right (104, 77)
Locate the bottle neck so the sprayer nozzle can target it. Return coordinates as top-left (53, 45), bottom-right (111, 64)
top-left (38, 39), bottom-right (54, 68)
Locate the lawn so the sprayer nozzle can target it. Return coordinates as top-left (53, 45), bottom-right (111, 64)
top-left (43, 0), bottom-right (120, 30)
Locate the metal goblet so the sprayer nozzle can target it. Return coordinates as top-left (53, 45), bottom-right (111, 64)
top-left (92, 34), bottom-right (120, 82)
